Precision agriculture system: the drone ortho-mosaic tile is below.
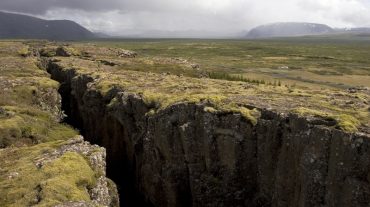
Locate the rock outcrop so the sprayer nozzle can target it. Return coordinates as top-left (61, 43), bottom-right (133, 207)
top-left (45, 58), bottom-right (370, 207)
top-left (0, 41), bottom-right (119, 207)
top-left (34, 136), bottom-right (120, 207)
top-left (0, 136), bottom-right (119, 207)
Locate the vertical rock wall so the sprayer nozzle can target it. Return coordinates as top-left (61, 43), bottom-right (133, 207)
top-left (46, 60), bottom-right (370, 207)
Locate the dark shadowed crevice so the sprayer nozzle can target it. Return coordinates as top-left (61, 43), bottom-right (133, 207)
top-left (47, 65), bottom-right (154, 207)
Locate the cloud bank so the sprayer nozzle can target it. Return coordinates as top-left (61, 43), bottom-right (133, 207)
top-left (1, 0), bottom-right (370, 37)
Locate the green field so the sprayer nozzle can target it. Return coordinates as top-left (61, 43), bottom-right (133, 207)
top-left (28, 37), bottom-right (366, 133)
top-left (86, 37), bottom-right (370, 90)
top-left (1, 38), bottom-right (368, 136)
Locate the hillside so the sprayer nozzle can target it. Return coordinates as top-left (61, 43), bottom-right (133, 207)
top-left (247, 22), bottom-right (334, 38)
top-left (0, 11), bottom-right (95, 40)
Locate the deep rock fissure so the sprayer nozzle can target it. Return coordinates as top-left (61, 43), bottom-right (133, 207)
top-left (42, 56), bottom-right (370, 207)
top-left (45, 62), bottom-right (153, 207)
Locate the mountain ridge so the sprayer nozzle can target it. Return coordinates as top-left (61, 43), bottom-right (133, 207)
top-left (246, 22), bottom-right (334, 38)
top-left (0, 11), bottom-right (95, 40)
top-left (246, 22), bottom-right (370, 39)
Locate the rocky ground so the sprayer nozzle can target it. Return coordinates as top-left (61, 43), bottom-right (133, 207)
top-left (43, 42), bottom-right (369, 206)
top-left (0, 41), bottom-right (119, 207)
top-left (0, 40), bottom-right (369, 207)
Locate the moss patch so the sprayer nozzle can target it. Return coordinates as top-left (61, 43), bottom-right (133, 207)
top-left (0, 41), bottom-right (78, 147)
top-left (17, 46), bottom-right (31, 57)
top-left (293, 107), bottom-right (361, 132)
top-left (38, 152), bottom-right (96, 206)
top-left (0, 141), bottom-right (98, 207)
top-left (0, 106), bottom-right (78, 147)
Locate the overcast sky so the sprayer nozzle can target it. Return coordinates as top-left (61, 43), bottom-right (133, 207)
top-left (1, 0), bottom-right (370, 37)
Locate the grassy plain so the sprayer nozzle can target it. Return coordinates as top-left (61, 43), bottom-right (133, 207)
top-left (48, 36), bottom-right (369, 133)
top-left (90, 37), bottom-right (370, 89)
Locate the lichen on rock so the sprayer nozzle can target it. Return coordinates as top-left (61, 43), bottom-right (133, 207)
top-left (0, 136), bottom-right (119, 207)
top-left (0, 41), bottom-right (119, 207)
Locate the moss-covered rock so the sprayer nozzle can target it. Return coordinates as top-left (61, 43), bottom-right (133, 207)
top-left (0, 41), bottom-right (119, 206)
top-left (0, 136), bottom-right (119, 207)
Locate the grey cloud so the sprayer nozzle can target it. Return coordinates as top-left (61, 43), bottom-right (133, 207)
top-left (0, 0), bottom-right (124, 14)
top-left (0, 0), bottom-right (198, 14)
top-left (1, 0), bottom-right (370, 37)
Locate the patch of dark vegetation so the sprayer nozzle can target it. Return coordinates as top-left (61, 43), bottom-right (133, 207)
top-left (207, 71), bottom-right (282, 86)
top-left (98, 59), bottom-right (117, 66)
top-left (309, 70), bottom-right (343, 76)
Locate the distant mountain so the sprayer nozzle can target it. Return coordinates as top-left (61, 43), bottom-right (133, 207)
top-left (246, 22), bottom-right (334, 38)
top-left (0, 11), bottom-right (95, 40)
top-left (334, 27), bottom-right (370, 33)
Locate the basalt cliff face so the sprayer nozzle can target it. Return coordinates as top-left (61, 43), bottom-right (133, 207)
top-left (45, 55), bottom-right (370, 207)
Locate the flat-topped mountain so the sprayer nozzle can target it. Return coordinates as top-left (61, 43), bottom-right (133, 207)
top-left (0, 11), bottom-right (95, 40)
top-left (247, 22), bottom-right (334, 38)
